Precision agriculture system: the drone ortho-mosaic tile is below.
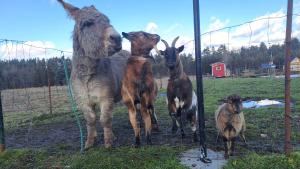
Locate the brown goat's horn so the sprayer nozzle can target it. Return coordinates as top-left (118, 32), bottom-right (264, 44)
top-left (161, 39), bottom-right (169, 49)
top-left (171, 36), bottom-right (180, 47)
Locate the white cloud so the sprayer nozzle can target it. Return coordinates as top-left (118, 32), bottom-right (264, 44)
top-left (0, 41), bottom-right (72, 60)
top-left (201, 9), bottom-right (291, 51)
top-left (145, 22), bottom-right (158, 34)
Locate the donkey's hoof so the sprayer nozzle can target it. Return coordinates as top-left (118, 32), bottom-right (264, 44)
top-left (104, 138), bottom-right (113, 149)
top-left (84, 138), bottom-right (95, 150)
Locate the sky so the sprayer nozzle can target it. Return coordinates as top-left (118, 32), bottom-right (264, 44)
top-left (1, 0), bottom-right (300, 59)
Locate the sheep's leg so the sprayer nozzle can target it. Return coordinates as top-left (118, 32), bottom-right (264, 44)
top-left (240, 132), bottom-right (247, 146)
top-left (230, 138), bottom-right (235, 156)
top-left (223, 137), bottom-right (229, 159)
top-left (100, 99), bottom-right (115, 148)
top-left (82, 104), bottom-right (97, 150)
top-left (141, 104), bottom-right (152, 145)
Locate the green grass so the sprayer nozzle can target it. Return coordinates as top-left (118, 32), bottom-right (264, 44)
top-left (0, 147), bottom-right (187, 169)
top-left (225, 152), bottom-right (300, 169)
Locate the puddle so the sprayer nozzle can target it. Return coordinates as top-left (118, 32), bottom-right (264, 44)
top-left (159, 92), bottom-right (167, 97)
top-left (243, 99), bottom-right (292, 109)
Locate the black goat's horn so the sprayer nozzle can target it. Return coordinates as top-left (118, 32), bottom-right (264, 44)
top-left (161, 39), bottom-right (169, 48)
top-left (171, 36), bottom-right (180, 47)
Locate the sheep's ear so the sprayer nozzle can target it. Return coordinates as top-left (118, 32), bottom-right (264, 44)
top-left (178, 45), bottom-right (184, 53)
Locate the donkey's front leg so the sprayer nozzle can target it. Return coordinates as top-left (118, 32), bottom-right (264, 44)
top-left (100, 99), bottom-right (114, 148)
top-left (82, 104), bottom-right (97, 150)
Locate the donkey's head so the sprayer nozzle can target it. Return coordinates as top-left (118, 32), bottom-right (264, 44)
top-left (58, 0), bottom-right (122, 59)
top-left (122, 31), bottom-right (160, 56)
top-left (159, 36), bottom-right (184, 70)
top-left (226, 94), bottom-right (243, 114)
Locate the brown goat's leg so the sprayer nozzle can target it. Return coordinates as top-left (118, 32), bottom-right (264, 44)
top-left (141, 105), bottom-right (152, 145)
top-left (82, 105), bottom-right (97, 150)
top-left (100, 99), bottom-right (114, 148)
top-left (127, 103), bottom-right (140, 147)
top-left (149, 105), bottom-right (159, 131)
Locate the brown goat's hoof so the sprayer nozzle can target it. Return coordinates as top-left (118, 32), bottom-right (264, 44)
top-left (134, 143), bottom-right (141, 148)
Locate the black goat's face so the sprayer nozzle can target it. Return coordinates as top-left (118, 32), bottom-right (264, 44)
top-left (227, 94), bottom-right (243, 114)
top-left (159, 36), bottom-right (184, 70)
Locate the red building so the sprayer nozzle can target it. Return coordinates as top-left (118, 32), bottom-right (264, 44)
top-left (211, 62), bottom-right (226, 78)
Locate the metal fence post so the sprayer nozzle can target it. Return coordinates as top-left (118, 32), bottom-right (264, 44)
top-left (0, 91), bottom-right (5, 152)
top-left (193, 0), bottom-right (211, 163)
top-left (284, 0), bottom-right (293, 155)
top-left (47, 64), bottom-right (53, 114)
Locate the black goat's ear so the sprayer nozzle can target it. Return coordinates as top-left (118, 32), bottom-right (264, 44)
top-left (178, 45), bottom-right (184, 53)
top-left (159, 50), bottom-right (165, 56)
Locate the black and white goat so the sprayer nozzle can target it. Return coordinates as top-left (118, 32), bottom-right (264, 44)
top-left (159, 36), bottom-right (198, 141)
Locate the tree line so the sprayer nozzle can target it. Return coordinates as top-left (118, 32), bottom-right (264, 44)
top-left (1, 38), bottom-right (300, 90)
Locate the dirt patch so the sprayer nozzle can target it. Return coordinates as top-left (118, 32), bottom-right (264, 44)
top-left (5, 115), bottom-right (201, 152)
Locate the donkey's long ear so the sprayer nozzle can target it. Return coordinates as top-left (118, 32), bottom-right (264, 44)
top-left (57, 0), bottom-right (80, 19)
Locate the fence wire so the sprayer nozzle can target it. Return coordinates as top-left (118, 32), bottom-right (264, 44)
top-left (0, 12), bottom-right (299, 158)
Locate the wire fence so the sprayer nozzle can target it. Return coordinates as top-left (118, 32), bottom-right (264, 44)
top-left (0, 11), bottom-right (299, 158)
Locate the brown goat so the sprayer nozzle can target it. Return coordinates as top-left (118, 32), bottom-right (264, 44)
top-left (159, 36), bottom-right (198, 141)
top-left (215, 94), bottom-right (246, 159)
top-left (121, 31), bottom-right (160, 146)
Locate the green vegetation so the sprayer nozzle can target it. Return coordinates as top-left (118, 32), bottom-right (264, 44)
top-left (225, 152), bottom-right (300, 169)
top-left (0, 147), bottom-right (187, 169)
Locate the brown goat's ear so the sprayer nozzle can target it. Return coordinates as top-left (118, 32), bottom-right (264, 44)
top-left (122, 32), bottom-right (130, 40)
top-left (57, 0), bottom-right (80, 20)
top-left (178, 45), bottom-right (184, 53)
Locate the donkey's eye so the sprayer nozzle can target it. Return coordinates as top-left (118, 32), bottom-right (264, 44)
top-left (82, 20), bottom-right (94, 28)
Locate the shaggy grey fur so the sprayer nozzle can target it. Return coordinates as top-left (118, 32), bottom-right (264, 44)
top-left (58, 0), bottom-right (130, 149)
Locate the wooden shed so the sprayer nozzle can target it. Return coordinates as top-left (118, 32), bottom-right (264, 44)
top-left (211, 62), bottom-right (226, 78)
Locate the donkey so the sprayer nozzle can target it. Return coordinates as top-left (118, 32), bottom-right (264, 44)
top-left (57, 0), bottom-right (131, 149)
top-left (159, 37), bottom-right (198, 141)
top-left (121, 31), bottom-right (160, 146)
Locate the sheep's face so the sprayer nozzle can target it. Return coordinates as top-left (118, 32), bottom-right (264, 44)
top-left (160, 36), bottom-right (184, 70)
top-left (122, 31), bottom-right (160, 56)
top-left (227, 94), bottom-right (243, 114)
